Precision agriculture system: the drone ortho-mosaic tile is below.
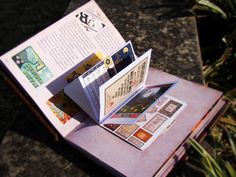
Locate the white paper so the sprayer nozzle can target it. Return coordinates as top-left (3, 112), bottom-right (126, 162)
top-left (99, 49), bottom-right (152, 123)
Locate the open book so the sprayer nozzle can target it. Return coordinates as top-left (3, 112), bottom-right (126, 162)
top-left (64, 40), bottom-right (187, 149)
top-left (0, 0), bottom-right (187, 150)
top-left (0, 0), bottom-right (226, 175)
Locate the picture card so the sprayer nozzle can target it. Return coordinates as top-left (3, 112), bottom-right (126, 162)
top-left (79, 41), bottom-right (137, 118)
top-left (104, 41), bottom-right (136, 77)
top-left (111, 41), bottom-right (136, 73)
top-left (101, 95), bottom-right (187, 150)
top-left (12, 46), bottom-right (53, 88)
top-left (103, 83), bottom-right (176, 125)
top-left (65, 52), bottom-right (103, 83)
top-left (47, 90), bottom-right (81, 124)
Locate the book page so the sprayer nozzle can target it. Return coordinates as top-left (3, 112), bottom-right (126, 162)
top-left (104, 83), bottom-right (177, 125)
top-left (0, 0), bottom-right (125, 137)
top-left (101, 95), bottom-right (187, 150)
top-left (80, 61), bottom-right (109, 114)
top-left (74, 41), bottom-right (136, 121)
top-left (64, 41), bottom-right (137, 123)
top-left (99, 49), bottom-right (151, 123)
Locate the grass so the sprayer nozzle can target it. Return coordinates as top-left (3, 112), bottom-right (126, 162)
top-left (189, 138), bottom-right (236, 177)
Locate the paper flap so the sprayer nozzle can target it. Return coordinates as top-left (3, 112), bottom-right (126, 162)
top-left (99, 49), bottom-right (152, 123)
top-left (64, 78), bottom-right (97, 121)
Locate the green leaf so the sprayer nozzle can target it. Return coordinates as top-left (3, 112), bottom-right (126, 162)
top-left (223, 0), bottom-right (236, 17)
top-left (220, 117), bottom-right (236, 126)
top-left (188, 138), bottom-right (223, 176)
top-left (225, 125), bottom-right (236, 134)
top-left (196, 0), bottom-right (228, 19)
top-left (225, 161), bottom-right (236, 177)
top-left (225, 128), bottom-right (236, 157)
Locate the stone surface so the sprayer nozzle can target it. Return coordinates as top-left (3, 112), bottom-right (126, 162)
top-left (0, 106), bottom-right (113, 177)
top-left (0, 0), bottom-right (204, 176)
top-left (0, 132), bottom-right (87, 177)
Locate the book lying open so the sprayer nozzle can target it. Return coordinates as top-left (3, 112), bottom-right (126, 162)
top-left (0, 0), bottom-right (226, 176)
top-left (0, 0), bottom-right (187, 150)
top-left (63, 40), bottom-right (187, 149)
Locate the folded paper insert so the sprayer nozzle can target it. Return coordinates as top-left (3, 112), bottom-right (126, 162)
top-left (64, 42), bottom-right (180, 126)
top-left (63, 41), bottom-right (187, 150)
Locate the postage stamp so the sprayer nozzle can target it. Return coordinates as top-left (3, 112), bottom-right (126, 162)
top-left (156, 96), bottom-right (168, 107)
top-left (128, 136), bottom-right (144, 148)
top-left (136, 115), bottom-right (146, 122)
top-left (133, 128), bottom-right (152, 142)
top-left (158, 100), bottom-right (183, 117)
top-left (143, 113), bottom-right (167, 133)
top-left (103, 124), bottom-right (120, 131)
top-left (147, 105), bottom-right (158, 114)
top-left (116, 124), bottom-right (139, 139)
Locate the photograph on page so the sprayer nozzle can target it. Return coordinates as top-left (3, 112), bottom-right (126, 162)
top-left (103, 83), bottom-right (177, 125)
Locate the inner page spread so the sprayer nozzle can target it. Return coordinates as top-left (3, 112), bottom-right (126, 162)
top-left (63, 41), bottom-right (138, 122)
top-left (0, 0), bottom-right (125, 137)
top-left (101, 94), bottom-right (187, 150)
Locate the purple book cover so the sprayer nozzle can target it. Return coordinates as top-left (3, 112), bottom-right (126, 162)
top-left (65, 68), bottom-right (223, 177)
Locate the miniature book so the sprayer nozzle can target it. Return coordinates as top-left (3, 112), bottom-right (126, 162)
top-left (64, 41), bottom-right (184, 124)
top-left (64, 41), bottom-right (187, 150)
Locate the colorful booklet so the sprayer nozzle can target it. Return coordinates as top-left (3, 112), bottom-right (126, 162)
top-left (64, 41), bottom-right (183, 127)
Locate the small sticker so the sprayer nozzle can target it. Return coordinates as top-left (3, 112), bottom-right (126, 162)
top-left (133, 129), bottom-right (152, 142)
top-left (103, 124), bottom-right (120, 131)
top-left (12, 46), bottom-right (53, 88)
top-left (143, 114), bottom-right (167, 133)
top-left (116, 124), bottom-right (139, 139)
top-left (128, 136), bottom-right (144, 148)
top-left (159, 100), bottom-right (183, 117)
